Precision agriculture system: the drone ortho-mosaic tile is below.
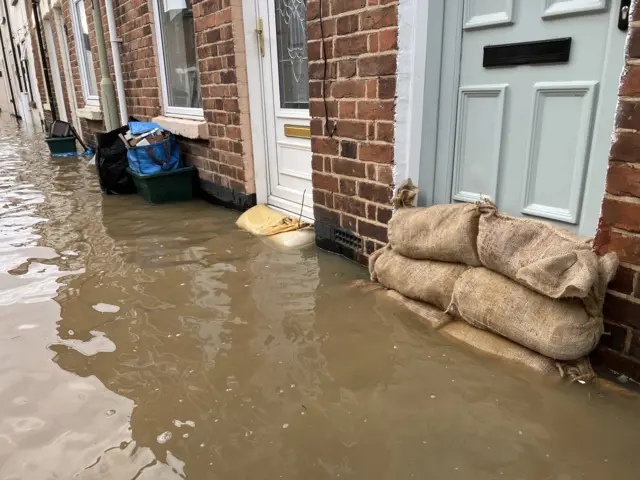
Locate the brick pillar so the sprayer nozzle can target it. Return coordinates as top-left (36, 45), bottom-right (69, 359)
top-left (593, 0), bottom-right (640, 380)
top-left (308, 0), bottom-right (397, 264)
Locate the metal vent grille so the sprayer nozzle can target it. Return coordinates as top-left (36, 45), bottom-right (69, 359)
top-left (334, 228), bottom-right (362, 251)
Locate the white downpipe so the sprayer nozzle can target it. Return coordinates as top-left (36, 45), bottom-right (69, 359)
top-left (104, 0), bottom-right (128, 125)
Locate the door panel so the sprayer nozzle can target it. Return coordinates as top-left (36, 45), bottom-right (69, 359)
top-left (452, 84), bottom-right (506, 202)
top-left (451, 0), bottom-right (625, 236)
top-left (259, 0), bottom-right (313, 219)
top-left (521, 81), bottom-right (597, 224)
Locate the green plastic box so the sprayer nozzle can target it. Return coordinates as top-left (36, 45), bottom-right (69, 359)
top-left (45, 136), bottom-right (77, 154)
top-left (127, 166), bottom-right (196, 204)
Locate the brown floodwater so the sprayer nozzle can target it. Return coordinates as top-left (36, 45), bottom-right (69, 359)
top-left (0, 117), bottom-right (639, 479)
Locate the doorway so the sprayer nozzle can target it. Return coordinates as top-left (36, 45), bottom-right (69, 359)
top-left (418, 0), bottom-right (627, 238)
top-left (244, 0), bottom-right (314, 219)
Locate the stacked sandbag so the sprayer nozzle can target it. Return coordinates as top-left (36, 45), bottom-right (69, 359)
top-left (446, 268), bottom-right (602, 360)
top-left (369, 186), bottom-right (618, 379)
top-left (387, 204), bottom-right (481, 265)
top-left (370, 247), bottom-right (468, 311)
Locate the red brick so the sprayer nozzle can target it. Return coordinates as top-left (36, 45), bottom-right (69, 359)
top-left (377, 165), bottom-right (393, 184)
top-left (358, 100), bottom-right (394, 120)
top-left (313, 172), bottom-right (339, 192)
top-left (619, 65), bottom-right (640, 96)
top-left (601, 198), bottom-right (640, 233)
top-left (358, 219), bottom-right (388, 243)
top-left (358, 181), bottom-right (392, 203)
top-left (310, 99), bottom-right (338, 118)
top-left (377, 122), bottom-right (394, 142)
top-left (336, 120), bottom-right (368, 140)
top-left (366, 203), bottom-right (376, 219)
top-left (609, 265), bottom-right (637, 296)
top-left (610, 132), bottom-right (640, 164)
top-left (377, 207), bottom-right (392, 224)
top-left (332, 0), bottom-right (366, 15)
top-left (338, 59), bottom-right (357, 78)
top-left (312, 137), bottom-right (340, 155)
top-left (334, 34), bottom-right (368, 56)
top-left (339, 101), bottom-right (357, 118)
top-left (358, 54), bottom-right (396, 76)
top-left (366, 79), bottom-right (378, 99)
top-left (333, 157), bottom-right (365, 176)
top-left (360, 4), bottom-right (397, 30)
top-left (378, 28), bottom-right (398, 51)
top-left (591, 346), bottom-right (640, 382)
top-left (340, 141), bottom-right (358, 159)
top-left (606, 162), bottom-right (640, 197)
top-left (604, 293), bottom-right (640, 330)
top-left (312, 154), bottom-right (324, 172)
top-left (314, 205), bottom-right (340, 226)
top-left (626, 27), bottom-right (640, 59)
top-left (341, 214), bottom-right (358, 230)
top-left (596, 228), bottom-right (640, 265)
top-left (337, 14), bottom-right (359, 34)
top-left (378, 77), bottom-right (396, 99)
top-left (615, 100), bottom-right (640, 130)
top-left (339, 178), bottom-right (357, 196)
top-left (359, 143), bottom-right (394, 163)
top-left (332, 80), bottom-right (366, 98)
top-left (334, 194), bottom-right (367, 217)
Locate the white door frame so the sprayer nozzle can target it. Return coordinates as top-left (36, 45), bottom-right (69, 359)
top-left (242, 0), bottom-right (314, 219)
top-left (399, 0), bottom-right (623, 236)
top-left (43, 18), bottom-right (68, 122)
top-left (242, 0), bottom-right (272, 208)
top-left (53, 6), bottom-right (82, 135)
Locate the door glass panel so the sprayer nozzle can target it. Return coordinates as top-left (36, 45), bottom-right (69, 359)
top-left (275, 0), bottom-right (309, 109)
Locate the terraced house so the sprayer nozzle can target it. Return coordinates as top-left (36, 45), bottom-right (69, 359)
top-left (24, 0), bottom-right (640, 379)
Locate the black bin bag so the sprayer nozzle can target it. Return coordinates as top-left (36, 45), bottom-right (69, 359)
top-left (96, 125), bottom-right (136, 195)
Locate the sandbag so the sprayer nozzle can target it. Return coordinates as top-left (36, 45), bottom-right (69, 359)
top-left (441, 321), bottom-right (560, 376)
top-left (477, 204), bottom-right (600, 298)
top-left (236, 204), bottom-right (310, 236)
top-left (386, 290), bottom-right (454, 329)
top-left (441, 322), bottom-right (596, 381)
top-left (447, 268), bottom-right (603, 361)
top-left (370, 247), bottom-right (468, 311)
top-left (388, 204), bottom-right (481, 265)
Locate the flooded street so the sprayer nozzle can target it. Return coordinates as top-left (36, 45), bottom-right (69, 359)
top-left (0, 116), bottom-right (639, 479)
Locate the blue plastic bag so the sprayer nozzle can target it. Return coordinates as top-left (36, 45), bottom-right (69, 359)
top-left (126, 123), bottom-right (182, 175)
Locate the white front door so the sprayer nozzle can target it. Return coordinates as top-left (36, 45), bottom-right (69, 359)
top-left (439, 0), bottom-right (626, 237)
top-left (256, 0), bottom-right (313, 219)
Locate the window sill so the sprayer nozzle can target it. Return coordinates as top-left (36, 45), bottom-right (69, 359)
top-left (152, 116), bottom-right (209, 140)
top-left (77, 107), bottom-right (103, 121)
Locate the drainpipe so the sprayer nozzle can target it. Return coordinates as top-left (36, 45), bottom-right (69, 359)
top-left (32, 0), bottom-right (57, 121)
top-left (2, 0), bottom-right (24, 93)
top-left (0, 21), bottom-right (18, 119)
top-left (104, 0), bottom-right (127, 125)
top-left (90, 0), bottom-right (118, 131)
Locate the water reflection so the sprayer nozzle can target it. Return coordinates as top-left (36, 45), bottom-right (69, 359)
top-left (0, 115), bottom-right (639, 479)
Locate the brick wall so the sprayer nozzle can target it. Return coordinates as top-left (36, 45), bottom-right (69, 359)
top-left (59, 0), bottom-right (106, 145)
top-left (307, 0), bottom-right (397, 262)
top-left (192, 0), bottom-right (255, 197)
top-left (118, 0), bottom-right (159, 120)
top-left (593, 0), bottom-right (640, 381)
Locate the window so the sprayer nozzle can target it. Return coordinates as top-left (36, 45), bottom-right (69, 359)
top-left (275, 0), bottom-right (309, 109)
top-left (153, 0), bottom-right (203, 118)
top-left (71, 0), bottom-right (98, 106)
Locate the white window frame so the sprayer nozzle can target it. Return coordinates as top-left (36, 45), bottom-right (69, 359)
top-left (70, 0), bottom-right (99, 107)
top-left (151, 0), bottom-right (204, 120)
